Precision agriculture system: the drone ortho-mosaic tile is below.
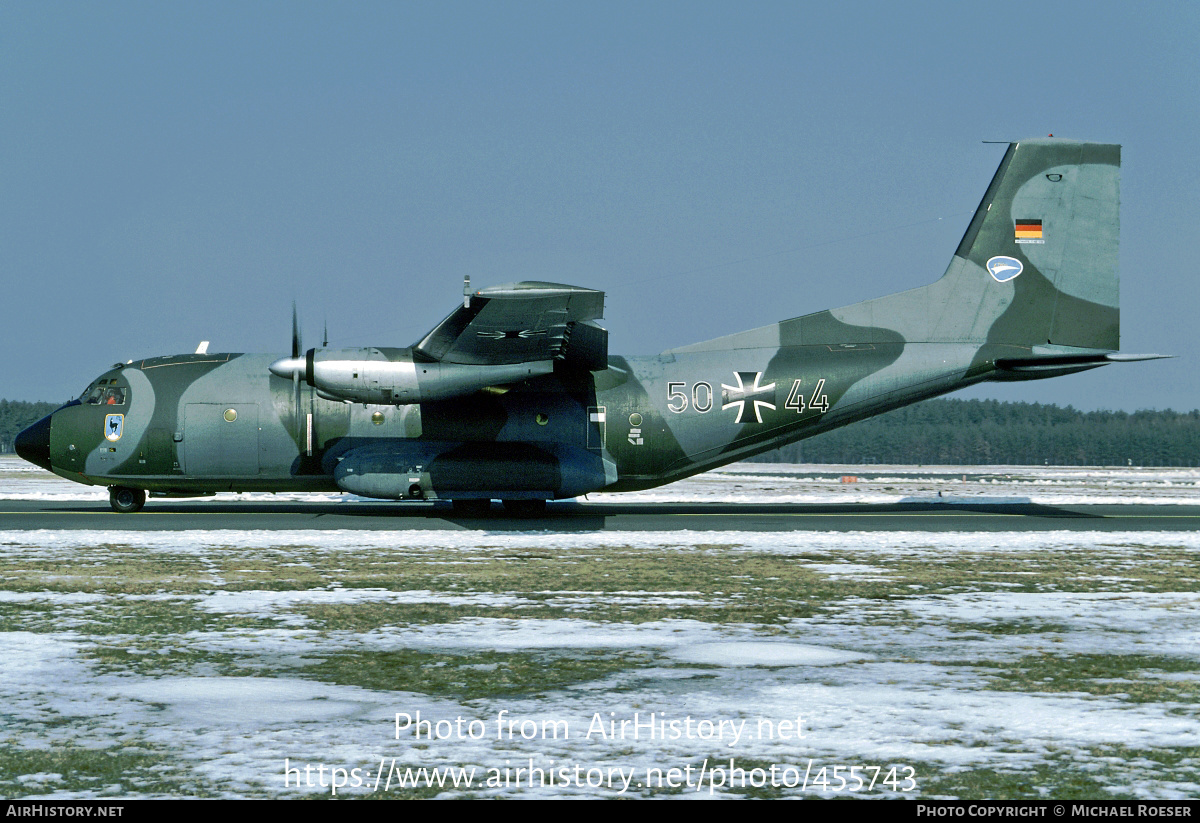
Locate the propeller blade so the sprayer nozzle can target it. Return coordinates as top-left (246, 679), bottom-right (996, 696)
top-left (291, 302), bottom-right (302, 359)
top-left (291, 304), bottom-right (303, 439)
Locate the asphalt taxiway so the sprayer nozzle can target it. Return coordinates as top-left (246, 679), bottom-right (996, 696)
top-left (2, 499), bottom-right (1199, 532)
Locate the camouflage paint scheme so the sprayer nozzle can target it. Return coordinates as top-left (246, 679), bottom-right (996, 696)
top-left (17, 138), bottom-right (1152, 512)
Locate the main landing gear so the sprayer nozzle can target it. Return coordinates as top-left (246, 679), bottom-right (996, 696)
top-left (109, 486), bottom-right (146, 513)
top-left (448, 499), bottom-right (549, 518)
top-left (502, 499), bottom-right (547, 517)
top-left (450, 499), bottom-right (492, 517)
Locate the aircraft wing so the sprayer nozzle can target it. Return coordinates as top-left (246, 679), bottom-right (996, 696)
top-left (414, 281), bottom-right (607, 370)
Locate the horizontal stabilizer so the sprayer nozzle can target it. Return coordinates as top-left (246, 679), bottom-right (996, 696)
top-left (994, 345), bottom-right (1171, 378)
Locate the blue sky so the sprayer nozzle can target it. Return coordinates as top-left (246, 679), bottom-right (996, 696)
top-left (3, 1), bottom-right (1197, 410)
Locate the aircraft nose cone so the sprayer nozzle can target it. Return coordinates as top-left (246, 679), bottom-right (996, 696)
top-left (15, 414), bottom-right (53, 472)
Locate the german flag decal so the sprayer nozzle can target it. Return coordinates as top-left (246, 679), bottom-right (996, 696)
top-left (1015, 218), bottom-right (1044, 244)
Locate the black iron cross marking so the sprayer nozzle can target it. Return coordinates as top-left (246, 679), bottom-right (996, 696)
top-left (721, 371), bottom-right (777, 424)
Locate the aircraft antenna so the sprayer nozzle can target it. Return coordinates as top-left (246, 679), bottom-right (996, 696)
top-left (463, 275), bottom-right (471, 308)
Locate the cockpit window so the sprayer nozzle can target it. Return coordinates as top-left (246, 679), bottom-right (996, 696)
top-left (84, 386), bottom-right (126, 405)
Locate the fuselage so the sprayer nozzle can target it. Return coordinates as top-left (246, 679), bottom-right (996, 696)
top-left (18, 337), bottom-right (1019, 502)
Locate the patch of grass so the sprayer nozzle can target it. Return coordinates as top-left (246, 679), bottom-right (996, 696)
top-left (84, 645), bottom-right (270, 678)
top-left (301, 648), bottom-right (652, 700)
top-left (0, 743), bottom-right (208, 798)
top-left (918, 762), bottom-right (1110, 799)
top-left (217, 563), bottom-right (329, 592)
top-left (885, 549), bottom-right (1200, 595)
top-left (288, 549), bottom-right (921, 628)
top-left (919, 744), bottom-right (1200, 799)
top-left (332, 782), bottom-right (450, 800)
top-left (2, 550), bottom-right (210, 594)
top-left (0, 597), bottom-right (293, 636)
top-left (945, 620), bottom-right (1074, 636)
top-left (85, 600), bottom-right (283, 635)
top-left (0, 601), bottom-right (71, 632)
top-left (970, 653), bottom-right (1200, 702)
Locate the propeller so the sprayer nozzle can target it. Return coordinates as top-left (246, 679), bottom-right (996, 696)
top-left (269, 304), bottom-right (307, 380)
top-left (269, 304), bottom-right (308, 439)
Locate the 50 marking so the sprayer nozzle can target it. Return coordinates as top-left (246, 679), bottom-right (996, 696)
top-left (666, 381), bottom-right (714, 414)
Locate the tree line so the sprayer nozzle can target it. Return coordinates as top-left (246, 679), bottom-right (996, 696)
top-left (749, 399), bottom-right (1200, 466)
top-left (3, 396), bottom-right (1199, 466)
top-left (0, 400), bottom-right (59, 454)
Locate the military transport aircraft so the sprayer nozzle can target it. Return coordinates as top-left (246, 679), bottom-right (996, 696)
top-left (15, 138), bottom-right (1166, 514)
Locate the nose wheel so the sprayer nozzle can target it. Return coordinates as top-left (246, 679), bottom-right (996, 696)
top-left (109, 486), bottom-right (146, 513)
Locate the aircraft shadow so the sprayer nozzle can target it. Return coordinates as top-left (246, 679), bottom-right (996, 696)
top-left (43, 498), bottom-right (1101, 532)
top-left (560, 500), bottom-right (1099, 519)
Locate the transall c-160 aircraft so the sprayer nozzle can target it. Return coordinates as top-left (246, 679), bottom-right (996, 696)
top-left (15, 138), bottom-right (1166, 514)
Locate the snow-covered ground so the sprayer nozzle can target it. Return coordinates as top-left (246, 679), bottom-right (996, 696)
top-left (3, 455), bottom-right (1199, 506)
top-left (602, 463), bottom-right (1200, 506)
top-left (2, 458), bottom-right (1199, 799)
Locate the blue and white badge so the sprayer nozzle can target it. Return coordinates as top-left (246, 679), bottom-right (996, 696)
top-left (104, 414), bottom-right (124, 442)
top-left (986, 256), bottom-right (1023, 283)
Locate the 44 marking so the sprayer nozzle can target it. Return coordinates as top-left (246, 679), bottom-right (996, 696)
top-left (784, 378), bottom-right (829, 414)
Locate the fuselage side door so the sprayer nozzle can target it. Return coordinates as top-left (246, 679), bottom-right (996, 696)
top-left (183, 403), bottom-right (261, 476)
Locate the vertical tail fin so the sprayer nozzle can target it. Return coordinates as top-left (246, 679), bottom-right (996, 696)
top-left (668, 138), bottom-right (1122, 360)
top-left (947, 138), bottom-right (1121, 349)
top-left (822, 138), bottom-right (1121, 352)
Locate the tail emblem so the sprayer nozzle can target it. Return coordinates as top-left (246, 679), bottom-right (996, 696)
top-left (986, 256), bottom-right (1024, 283)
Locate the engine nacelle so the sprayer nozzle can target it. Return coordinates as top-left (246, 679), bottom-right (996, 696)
top-left (270, 347), bottom-right (553, 405)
